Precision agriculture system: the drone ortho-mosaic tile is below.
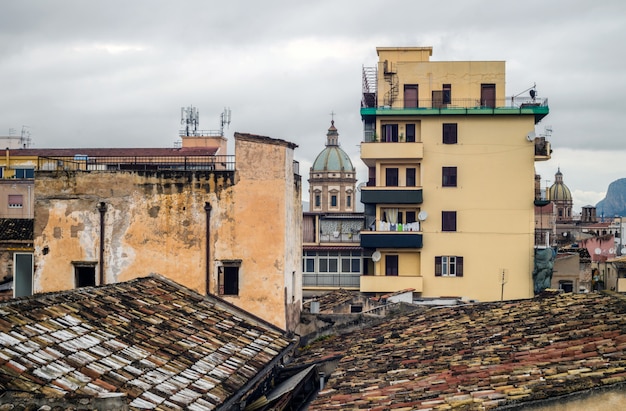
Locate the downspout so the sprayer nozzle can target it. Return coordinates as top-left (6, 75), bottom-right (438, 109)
top-left (204, 202), bottom-right (212, 295)
top-left (97, 202), bottom-right (107, 285)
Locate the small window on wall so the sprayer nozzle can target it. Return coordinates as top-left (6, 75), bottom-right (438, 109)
top-left (435, 256), bottom-right (464, 277)
top-left (385, 255), bottom-right (399, 276)
top-left (346, 195), bottom-right (352, 208)
top-left (406, 168), bottom-right (416, 187)
top-left (8, 194), bottom-right (23, 208)
top-left (386, 168), bottom-right (399, 187)
top-left (331, 195), bottom-right (337, 207)
top-left (443, 84), bottom-right (452, 104)
top-left (315, 194), bottom-right (321, 208)
top-left (405, 124), bottom-right (416, 142)
top-left (382, 124), bottom-right (399, 142)
top-left (443, 123), bottom-right (458, 144)
top-left (219, 262), bottom-right (241, 296)
top-left (442, 211), bottom-right (457, 232)
top-left (14, 168), bottom-right (34, 179)
top-left (442, 167), bottom-right (457, 187)
top-left (74, 265), bottom-right (96, 288)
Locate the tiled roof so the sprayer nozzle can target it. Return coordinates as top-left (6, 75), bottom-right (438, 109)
top-left (0, 218), bottom-right (33, 241)
top-left (303, 289), bottom-right (361, 314)
top-left (297, 292), bottom-right (626, 410)
top-left (0, 275), bottom-right (295, 409)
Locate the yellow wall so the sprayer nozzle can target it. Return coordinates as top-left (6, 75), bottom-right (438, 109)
top-left (33, 134), bottom-right (302, 332)
top-left (363, 48), bottom-right (542, 302)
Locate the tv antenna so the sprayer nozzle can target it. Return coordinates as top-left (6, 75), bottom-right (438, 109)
top-left (181, 105), bottom-right (199, 136)
top-left (20, 126), bottom-right (32, 148)
top-left (220, 107), bottom-right (231, 136)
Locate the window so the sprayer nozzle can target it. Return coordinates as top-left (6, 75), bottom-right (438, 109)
top-left (386, 168), bottom-right (399, 187)
top-left (8, 194), bottom-right (23, 208)
top-left (406, 211), bottom-right (417, 223)
top-left (315, 194), bottom-right (321, 207)
top-left (341, 255), bottom-right (361, 273)
top-left (75, 265), bottom-right (96, 288)
top-left (435, 256), bottom-right (464, 277)
top-left (385, 255), bottom-right (398, 276)
top-left (303, 257), bottom-right (315, 273)
top-left (382, 124), bottom-right (398, 142)
top-left (404, 85), bottom-right (418, 108)
top-left (405, 124), bottom-right (416, 142)
top-left (319, 252), bottom-right (338, 273)
top-left (331, 195), bottom-right (337, 207)
top-left (443, 123), bottom-right (458, 144)
top-left (346, 195), bottom-right (352, 208)
top-left (442, 167), bottom-right (457, 187)
top-left (406, 168), bottom-right (416, 187)
top-left (14, 168), bottom-right (34, 179)
top-left (442, 211), bottom-right (457, 232)
top-left (219, 265), bottom-right (239, 295)
top-left (442, 84), bottom-right (452, 104)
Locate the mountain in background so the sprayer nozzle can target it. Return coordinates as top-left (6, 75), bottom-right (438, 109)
top-left (596, 178), bottom-right (626, 218)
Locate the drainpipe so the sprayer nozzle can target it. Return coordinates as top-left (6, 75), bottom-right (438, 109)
top-left (204, 202), bottom-right (212, 295)
top-left (97, 202), bottom-right (107, 285)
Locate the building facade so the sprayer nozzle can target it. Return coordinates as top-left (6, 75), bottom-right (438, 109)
top-left (303, 121), bottom-right (368, 295)
top-left (5, 132), bottom-right (302, 332)
top-left (358, 46), bottom-right (550, 301)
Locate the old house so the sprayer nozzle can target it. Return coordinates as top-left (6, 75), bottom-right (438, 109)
top-left (14, 132), bottom-right (302, 332)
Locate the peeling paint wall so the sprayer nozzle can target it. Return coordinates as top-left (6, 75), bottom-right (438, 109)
top-left (33, 134), bottom-right (302, 332)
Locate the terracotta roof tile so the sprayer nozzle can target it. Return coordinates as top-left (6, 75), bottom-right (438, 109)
top-left (296, 292), bottom-right (626, 410)
top-left (0, 275), bottom-right (295, 409)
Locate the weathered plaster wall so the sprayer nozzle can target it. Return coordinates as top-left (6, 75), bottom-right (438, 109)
top-left (215, 133), bottom-right (301, 332)
top-left (34, 170), bottom-right (234, 293)
top-left (33, 133), bottom-right (302, 333)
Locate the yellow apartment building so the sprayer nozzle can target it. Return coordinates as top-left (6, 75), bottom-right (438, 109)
top-left (359, 46), bottom-right (551, 302)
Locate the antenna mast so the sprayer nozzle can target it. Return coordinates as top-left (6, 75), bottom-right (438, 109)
top-left (181, 106), bottom-right (199, 136)
top-left (220, 107), bottom-right (231, 136)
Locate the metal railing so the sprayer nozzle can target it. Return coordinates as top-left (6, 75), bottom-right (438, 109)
top-left (302, 273), bottom-right (360, 288)
top-left (362, 96), bottom-right (548, 110)
top-left (38, 155), bottom-right (236, 172)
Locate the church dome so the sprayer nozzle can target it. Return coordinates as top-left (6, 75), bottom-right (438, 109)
top-left (548, 168), bottom-right (572, 202)
top-left (311, 121), bottom-right (355, 172)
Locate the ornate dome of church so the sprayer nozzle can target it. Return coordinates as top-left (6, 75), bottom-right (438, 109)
top-left (548, 168), bottom-right (572, 202)
top-left (311, 121), bottom-right (355, 172)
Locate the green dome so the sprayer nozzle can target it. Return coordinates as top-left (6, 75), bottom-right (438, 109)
top-left (311, 120), bottom-right (355, 172)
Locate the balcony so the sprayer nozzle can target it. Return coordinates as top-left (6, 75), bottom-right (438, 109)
top-left (360, 141), bottom-right (423, 166)
top-left (360, 187), bottom-right (423, 204)
top-left (360, 97), bottom-right (549, 124)
top-left (360, 274), bottom-right (423, 293)
top-left (360, 231), bottom-right (423, 249)
top-left (303, 273), bottom-right (360, 289)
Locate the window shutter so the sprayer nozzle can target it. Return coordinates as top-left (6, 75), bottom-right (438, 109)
top-left (435, 256), bottom-right (442, 277)
top-left (457, 256), bottom-right (464, 277)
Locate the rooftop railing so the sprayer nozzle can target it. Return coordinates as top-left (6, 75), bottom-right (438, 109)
top-left (38, 155), bottom-right (236, 172)
top-left (362, 96), bottom-right (548, 110)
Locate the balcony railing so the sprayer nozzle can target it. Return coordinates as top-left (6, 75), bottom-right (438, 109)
top-left (361, 96), bottom-right (548, 110)
top-left (303, 273), bottom-right (360, 288)
top-left (318, 232), bottom-right (361, 243)
top-left (38, 155), bottom-right (235, 172)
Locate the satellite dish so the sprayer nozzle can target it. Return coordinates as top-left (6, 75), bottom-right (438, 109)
top-left (418, 211), bottom-right (428, 221)
top-left (526, 131), bottom-right (536, 142)
top-left (372, 251), bottom-right (381, 262)
top-left (595, 248), bottom-right (602, 255)
top-left (357, 182), bottom-right (366, 192)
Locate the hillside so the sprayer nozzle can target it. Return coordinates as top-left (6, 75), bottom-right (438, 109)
top-left (596, 178), bottom-right (626, 217)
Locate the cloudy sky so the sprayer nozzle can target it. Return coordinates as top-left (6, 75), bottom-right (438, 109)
top-left (1, 1), bottom-right (625, 213)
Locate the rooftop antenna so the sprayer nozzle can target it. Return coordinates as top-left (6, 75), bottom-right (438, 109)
top-left (181, 105), bottom-right (199, 136)
top-left (220, 107), bottom-right (231, 136)
top-left (20, 126), bottom-right (31, 148)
